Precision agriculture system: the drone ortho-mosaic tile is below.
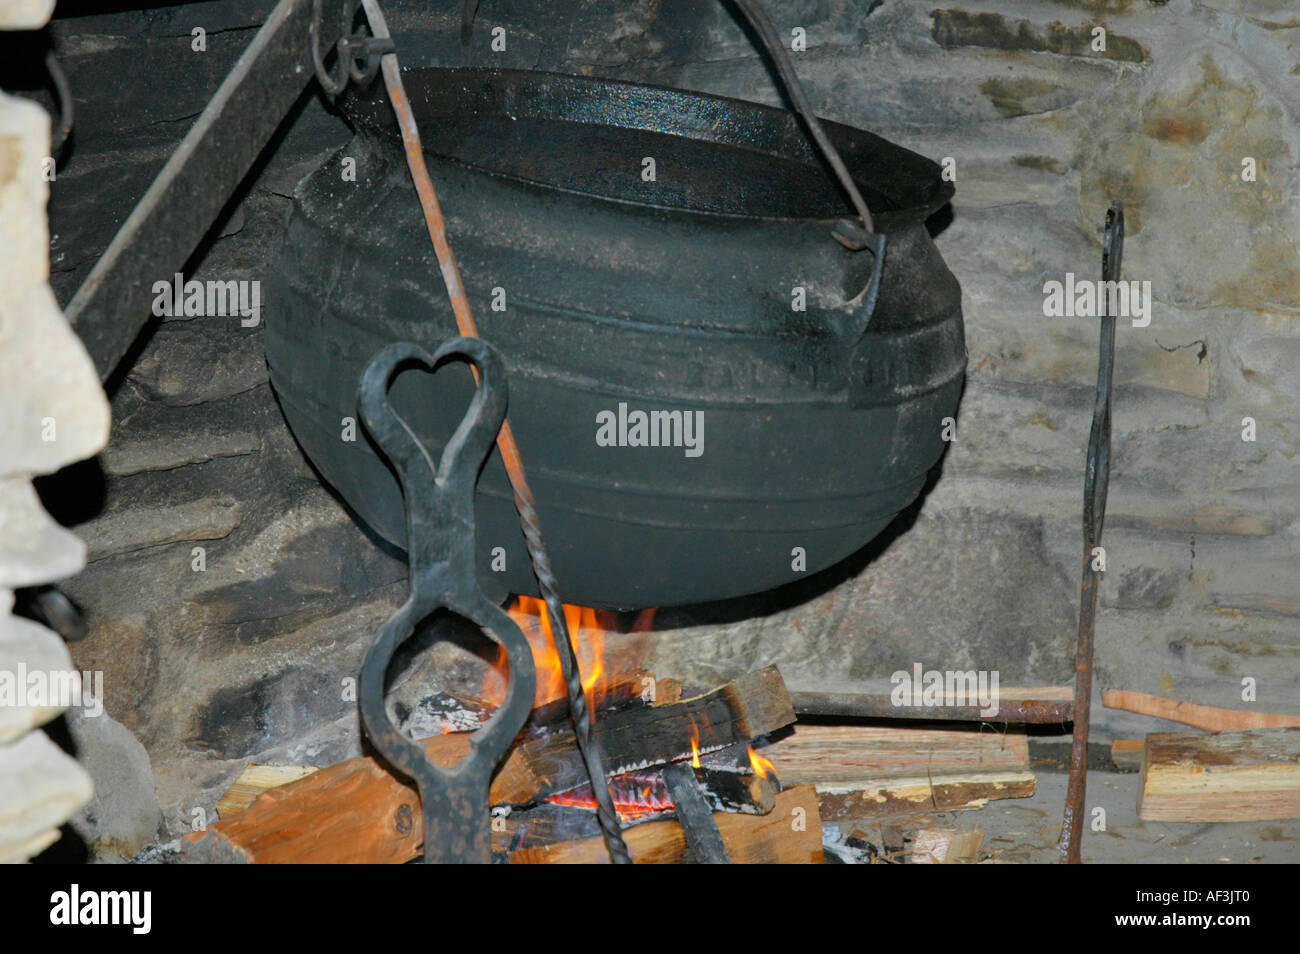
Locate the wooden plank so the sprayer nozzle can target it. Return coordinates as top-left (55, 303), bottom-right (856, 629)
top-left (1138, 728), bottom-right (1300, 822)
top-left (509, 785), bottom-right (824, 864)
top-left (216, 765), bottom-right (318, 818)
top-left (1103, 689), bottom-right (1300, 731)
top-left (765, 723), bottom-right (1031, 782)
top-left (815, 773), bottom-right (1036, 821)
top-left (762, 724), bottom-right (1035, 820)
top-left (187, 667), bottom-right (792, 863)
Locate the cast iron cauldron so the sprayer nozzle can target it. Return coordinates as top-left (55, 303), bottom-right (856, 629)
top-left (264, 67), bottom-right (965, 609)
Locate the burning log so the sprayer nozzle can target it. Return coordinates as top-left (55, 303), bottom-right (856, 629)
top-left (662, 763), bottom-right (731, 863)
top-left (479, 666), bottom-right (793, 804)
top-left (509, 786), bottom-right (824, 864)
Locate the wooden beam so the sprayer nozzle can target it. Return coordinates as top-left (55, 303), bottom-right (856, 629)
top-left (1103, 689), bottom-right (1300, 731)
top-left (761, 723), bottom-right (1035, 821)
top-left (1138, 728), bottom-right (1300, 822)
top-left (509, 785), bottom-right (824, 864)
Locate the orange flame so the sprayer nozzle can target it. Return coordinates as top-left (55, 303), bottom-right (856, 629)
top-left (485, 597), bottom-right (654, 712)
top-left (747, 746), bottom-right (775, 780)
top-left (690, 723), bottom-right (701, 769)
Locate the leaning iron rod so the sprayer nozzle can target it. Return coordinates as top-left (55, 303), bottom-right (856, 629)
top-left (1059, 202), bottom-right (1123, 864)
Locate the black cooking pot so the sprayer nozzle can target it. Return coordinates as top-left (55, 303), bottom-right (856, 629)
top-left (264, 66), bottom-right (964, 608)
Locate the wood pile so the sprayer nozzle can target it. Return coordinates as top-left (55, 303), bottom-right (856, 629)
top-left (185, 664), bottom-right (1042, 864)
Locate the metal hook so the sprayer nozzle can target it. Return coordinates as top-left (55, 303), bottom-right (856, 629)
top-left (312, 0), bottom-right (393, 97)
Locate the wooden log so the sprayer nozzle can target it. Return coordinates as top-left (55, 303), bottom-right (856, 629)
top-left (1138, 727), bottom-right (1300, 822)
top-left (762, 723), bottom-right (1035, 821)
top-left (186, 667), bottom-right (792, 863)
top-left (526, 668), bottom-right (660, 727)
top-left (188, 753), bottom-right (422, 863)
top-left (1103, 689), bottom-right (1300, 731)
top-left (509, 785), bottom-right (824, 864)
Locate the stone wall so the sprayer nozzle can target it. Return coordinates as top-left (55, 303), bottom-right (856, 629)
top-left (27, 0), bottom-right (1299, 851)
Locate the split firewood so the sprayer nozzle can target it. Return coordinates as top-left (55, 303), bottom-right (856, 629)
top-left (761, 723), bottom-right (1034, 821)
top-left (186, 666), bottom-right (792, 863)
top-left (1103, 689), bottom-right (1300, 731)
top-left (910, 827), bottom-right (983, 864)
top-left (1138, 727), bottom-right (1300, 822)
top-left (1110, 739), bottom-right (1144, 772)
top-left (509, 785), bottom-right (824, 864)
top-left (215, 765), bottom-right (319, 818)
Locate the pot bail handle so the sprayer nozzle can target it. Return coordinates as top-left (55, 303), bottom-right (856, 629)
top-left (712, 1), bottom-right (888, 327)
top-left (461, 0), bottom-right (880, 246)
top-left (727, 0), bottom-right (876, 242)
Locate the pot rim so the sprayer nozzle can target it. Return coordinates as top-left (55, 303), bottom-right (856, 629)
top-left (339, 66), bottom-right (953, 229)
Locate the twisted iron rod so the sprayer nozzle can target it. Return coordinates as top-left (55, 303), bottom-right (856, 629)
top-left (359, 0), bottom-right (631, 864)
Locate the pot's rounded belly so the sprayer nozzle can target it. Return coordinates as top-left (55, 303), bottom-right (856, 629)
top-left (264, 140), bottom-right (965, 609)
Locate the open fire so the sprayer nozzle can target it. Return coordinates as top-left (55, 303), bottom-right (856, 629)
top-left (482, 596), bottom-right (655, 711)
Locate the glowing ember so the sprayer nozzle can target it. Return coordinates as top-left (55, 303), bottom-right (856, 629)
top-left (545, 771), bottom-right (674, 820)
